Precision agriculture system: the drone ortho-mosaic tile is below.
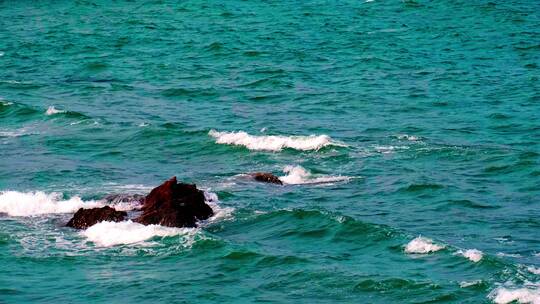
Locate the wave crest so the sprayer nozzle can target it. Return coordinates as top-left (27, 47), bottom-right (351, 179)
top-left (209, 130), bottom-right (344, 151)
top-left (82, 220), bottom-right (197, 247)
top-left (279, 165), bottom-right (353, 185)
top-left (404, 236), bottom-right (445, 254)
top-left (0, 191), bottom-right (142, 217)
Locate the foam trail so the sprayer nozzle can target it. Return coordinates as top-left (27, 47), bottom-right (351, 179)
top-left (209, 129), bottom-right (344, 151)
top-left (82, 220), bottom-right (196, 247)
top-left (456, 249), bottom-right (483, 262)
top-left (0, 191), bottom-right (139, 216)
top-left (279, 165), bottom-right (352, 185)
top-left (404, 236), bottom-right (445, 254)
top-left (489, 285), bottom-right (540, 304)
top-left (45, 106), bottom-right (65, 115)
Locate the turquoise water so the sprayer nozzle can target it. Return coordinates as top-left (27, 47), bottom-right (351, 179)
top-left (1, 0), bottom-right (539, 302)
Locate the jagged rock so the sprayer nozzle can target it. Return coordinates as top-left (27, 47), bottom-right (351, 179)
top-left (66, 206), bottom-right (127, 229)
top-left (134, 177), bottom-right (213, 228)
top-left (250, 172), bottom-right (283, 185)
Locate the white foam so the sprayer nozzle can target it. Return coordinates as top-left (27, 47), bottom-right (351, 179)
top-left (374, 145), bottom-right (410, 154)
top-left (0, 129), bottom-right (29, 138)
top-left (528, 267), bottom-right (540, 275)
top-left (0, 191), bottom-right (102, 216)
top-left (404, 236), bottom-right (445, 254)
top-left (0, 191), bottom-right (140, 216)
top-left (460, 280), bottom-right (483, 288)
top-left (209, 129), bottom-right (344, 151)
top-left (278, 165), bottom-right (352, 185)
top-left (397, 134), bottom-right (419, 141)
top-left (82, 220), bottom-right (196, 247)
top-left (489, 285), bottom-right (540, 304)
top-left (456, 249), bottom-right (484, 263)
top-left (45, 106), bottom-right (65, 115)
top-left (203, 191), bottom-right (234, 223)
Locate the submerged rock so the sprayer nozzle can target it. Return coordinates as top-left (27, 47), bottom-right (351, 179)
top-left (134, 177), bottom-right (213, 228)
top-left (66, 206), bottom-right (127, 229)
top-left (250, 172), bottom-right (283, 185)
top-left (102, 193), bottom-right (145, 206)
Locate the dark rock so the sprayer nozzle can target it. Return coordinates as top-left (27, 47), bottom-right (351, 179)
top-left (66, 206), bottom-right (127, 229)
top-left (250, 172), bottom-right (283, 185)
top-left (134, 177), bottom-right (213, 228)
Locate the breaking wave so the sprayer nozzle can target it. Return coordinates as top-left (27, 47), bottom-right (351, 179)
top-left (45, 106), bottom-right (66, 115)
top-left (208, 129), bottom-right (345, 151)
top-left (279, 165), bottom-right (353, 185)
top-left (0, 191), bottom-right (142, 216)
top-left (82, 220), bottom-right (197, 247)
top-left (489, 284), bottom-right (540, 304)
top-left (404, 236), bottom-right (445, 254)
top-left (456, 249), bottom-right (484, 263)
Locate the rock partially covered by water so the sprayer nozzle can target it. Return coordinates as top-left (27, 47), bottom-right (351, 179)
top-left (134, 177), bottom-right (213, 228)
top-left (66, 206), bottom-right (127, 229)
top-left (102, 193), bottom-right (145, 206)
top-left (250, 172), bottom-right (283, 185)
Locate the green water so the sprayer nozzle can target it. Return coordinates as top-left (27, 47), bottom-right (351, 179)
top-left (1, 0), bottom-right (539, 303)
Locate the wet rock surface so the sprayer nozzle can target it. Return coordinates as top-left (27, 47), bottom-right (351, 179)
top-left (250, 172), bottom-right (283, 185)
top-left (66, 206), bottom-right (127, 229)
top-left (134, 177), bottom-right (213, 227)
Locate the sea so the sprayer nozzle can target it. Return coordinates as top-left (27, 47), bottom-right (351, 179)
top-left (1, 0), bottom-right (539, 303)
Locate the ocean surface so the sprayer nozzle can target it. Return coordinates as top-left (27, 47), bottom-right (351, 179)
top-left (1, 0), bottom-right (539, 303)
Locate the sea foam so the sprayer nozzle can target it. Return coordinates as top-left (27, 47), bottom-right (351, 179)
top-left (45, 106), bottom-right (65, 115)
top-left (404, 236), bottom-right (445, 254)
top-left (279, 165), bottom-right (352, 185)
top-left (456, 249), bottom-right (484, 263)
top-left (0, 191), bottom-right (140, 216)
top-left (209, 130), bottom-right (343, 151)
top-left (82, 220), bottom-right (196, 247)
top-left (0, 191), bottom-right (102, 216)
top-left (489, 285), bottom-right (540, 304)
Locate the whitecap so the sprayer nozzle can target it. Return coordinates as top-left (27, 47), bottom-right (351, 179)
top-left (45, 106), bottom-right (65, 115)
top-left (208, 129), bottom-right (345, 151)
top-left (460, 280), bottom-right (483, 288)
top-left (0, 191), bottom-right (140, 217)
top-left (528, 267), bottom-right (540, 275)
top-left (278, 165), bottom-right (353, 185)
top-left (0, 191), bottom-right (102, 216)
top-left (404, 236), bottom-right (445, 254)
top-left (397, 134), bottom-right (420, 141)
top-left (456, 249), bottom-right (484, 263)
top-left (489, 284), bottom-right (540, 304)
top-left (82, 220), bottom-right (196, 247)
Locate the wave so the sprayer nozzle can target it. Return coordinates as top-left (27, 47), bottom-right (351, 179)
top-left (489, 284), bottom-right (540, 304)
top-left (208, 129), bottom-right (345, 151)
top-left (278, 165), bottom-right (353, 185)
top-left (455, 249), bottom-right (484, 263)
top-left (45, 106), bottom-right (66, 115)
top-left (82, 220), bottom-right (197, 247)
top-left (0, 191), bottom-right (142, 217)
top-left (0, 127), bottom-right (37, 138)
top-left (404, 236), bottom-right (445, 254)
